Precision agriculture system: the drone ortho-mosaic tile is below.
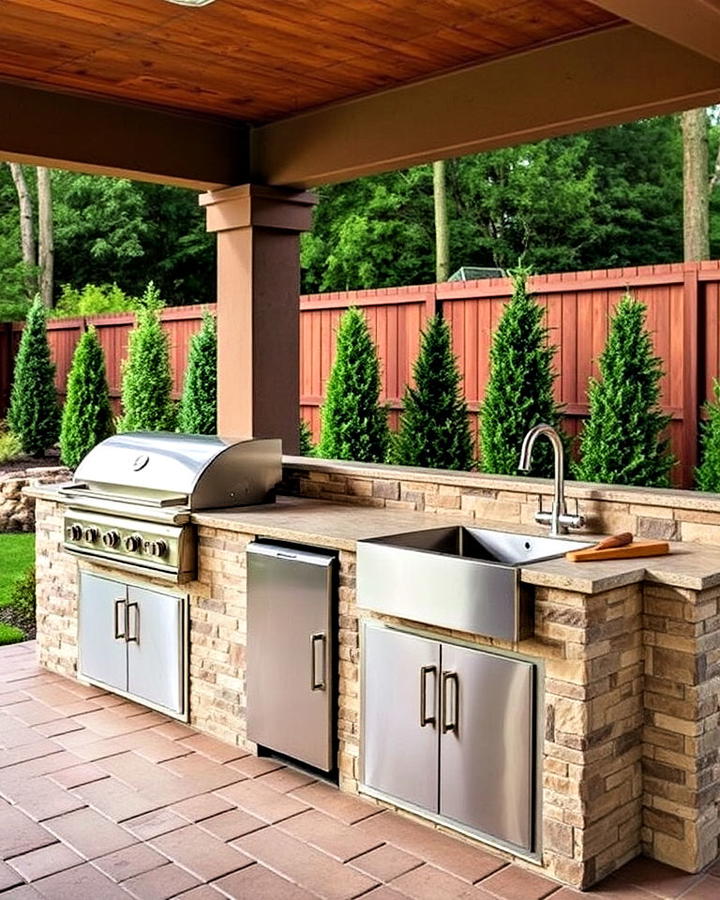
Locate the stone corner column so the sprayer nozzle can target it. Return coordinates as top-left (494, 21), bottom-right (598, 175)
top-left (200, 184), bottom-right (316, 454)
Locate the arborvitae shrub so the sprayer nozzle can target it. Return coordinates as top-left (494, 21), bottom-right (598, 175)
top-left (7, 297), bottom-right (61, 456)
top-left (177, 310), bottom-right (217, 435)
top-left (117, 283), bottom-right (176, 432)
top-left (480, 269), bottom-right (565, 477)
top-left (59, 326), bottom-right (114, 469)
top-left (573, 294), bottom-right (674, 487)
top-left (696, 380), bottom-right (720, 491)
top-left (392, 314), bottom-right (474, 470)
top-left (299, 419), bottom-right (315, 456)
top-left (316, 307), bottom-right (389, 462)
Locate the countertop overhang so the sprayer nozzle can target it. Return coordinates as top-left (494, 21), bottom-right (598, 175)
top-left (29, 485), bottom-right (720, 594)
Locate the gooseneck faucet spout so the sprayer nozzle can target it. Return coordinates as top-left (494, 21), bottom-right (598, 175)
top-left (518, 424), bottom-right (584, 537)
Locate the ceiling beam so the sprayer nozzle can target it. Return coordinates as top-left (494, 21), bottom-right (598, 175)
top-left (586, 0), bottom-right (720, 64)
top-left (252, 24), bottom-right (720, 188)
top-left (0, 81), bottom-right (250, 190)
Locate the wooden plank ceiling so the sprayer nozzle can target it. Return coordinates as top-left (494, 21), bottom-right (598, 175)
top-left (0, 0), bottom-right (620, 122)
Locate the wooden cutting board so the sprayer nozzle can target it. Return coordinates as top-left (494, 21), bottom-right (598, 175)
top-left (565, 540), bottom-right (670, 562)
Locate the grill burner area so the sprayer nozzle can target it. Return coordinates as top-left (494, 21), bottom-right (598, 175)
top-left (60, 433), bottom-right (281, 583)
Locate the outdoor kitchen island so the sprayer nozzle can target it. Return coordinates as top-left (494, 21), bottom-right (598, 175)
top-left (28, 468), bottom-right (720, 891)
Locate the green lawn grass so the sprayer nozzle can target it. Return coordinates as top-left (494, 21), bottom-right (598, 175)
top-left (0, 533), bottom-right (35, 645)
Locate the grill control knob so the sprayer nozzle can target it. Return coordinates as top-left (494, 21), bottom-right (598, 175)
top-left (149, 540), bottom-right (168, 558)
top-left (67, 523), bottom-right (83, 541)
top-left (102, 530), bottom-right (120, 549)
top-left (83, 527), bottom-right (99, 543)
top-left (124, 534), bottom-right (142, 553)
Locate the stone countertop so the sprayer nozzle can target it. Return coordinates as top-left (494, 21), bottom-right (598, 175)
top-left (29, 486), bottom-right (720, 594)
top-left (196, 497), bottom-right (720, 593)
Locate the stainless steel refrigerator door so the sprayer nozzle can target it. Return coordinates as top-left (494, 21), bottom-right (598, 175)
top-left (78, 571), bottom-right (127, 692)
top-left (126, 585), bottom-right (185, 715)
top-left (362, 624), bottom-right (440, 812)
top-left (246, 543), bottom-right (335, 771)
top-left (439, 643), bottom-right (535, 851)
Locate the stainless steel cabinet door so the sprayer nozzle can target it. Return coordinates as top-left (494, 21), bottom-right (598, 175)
top-left (439, 643), bottom-right (535, 851)
top-left (362, 624), bottom-right (440, 812)
top-left (78, 571), bottom-right (127, 692)
top-left (247, 545), bottom-right (334, 771)
top-left (126, 585), bottom-right (184, 715)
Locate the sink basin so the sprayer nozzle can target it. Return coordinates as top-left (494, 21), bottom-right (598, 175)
top-left (356, 526), bottom-right (592, 641)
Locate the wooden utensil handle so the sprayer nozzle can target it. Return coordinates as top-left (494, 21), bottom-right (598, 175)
top-left (595, 532), bottom-right (634, 550)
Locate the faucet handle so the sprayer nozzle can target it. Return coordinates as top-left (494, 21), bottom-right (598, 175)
top-left (537, 493), bottom-right (544, 514)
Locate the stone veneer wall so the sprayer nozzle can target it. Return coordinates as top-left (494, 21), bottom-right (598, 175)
top-left (0, 466), bottom-right (69, 532)
top-left (282, 457), bottom-right (720, 544)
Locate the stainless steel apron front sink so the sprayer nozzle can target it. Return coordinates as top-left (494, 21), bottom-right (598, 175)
top-left (356, 526), bottom-right (593, 641)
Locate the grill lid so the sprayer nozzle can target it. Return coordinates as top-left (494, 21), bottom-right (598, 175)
top-left (70, 433), bottom-right (282, 510)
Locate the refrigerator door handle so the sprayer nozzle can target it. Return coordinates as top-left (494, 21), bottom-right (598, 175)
top-left (310, 632), bottom-right (326, 691)
top-left (441, 670), bottom-right (459, 733)
top-left (419, 664), bottom-right (437, 726)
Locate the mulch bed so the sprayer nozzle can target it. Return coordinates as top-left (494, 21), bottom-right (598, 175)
top-left (0, 450), bottom-right (62, 477)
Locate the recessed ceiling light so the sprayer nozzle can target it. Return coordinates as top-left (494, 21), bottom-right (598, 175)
top-left (163, 0), bottom-right (216, 6)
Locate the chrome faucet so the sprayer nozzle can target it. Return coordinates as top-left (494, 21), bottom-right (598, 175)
top-left (518, 424), bottom-right (585, 537)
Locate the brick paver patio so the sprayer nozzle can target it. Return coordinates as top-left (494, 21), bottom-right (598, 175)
top-left (0, 641), bottom-right (718, 899)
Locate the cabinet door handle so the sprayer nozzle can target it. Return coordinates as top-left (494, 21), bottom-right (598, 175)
top-left (114, 599), bottom-right (126, 640)
top-left (126, 602), bottom-right (139, 643)
top-left (441, 671), bottom-right (459, 734)
top-left (310, 633), bottom-right (326, 691)
top-left (420, 665), bottom-right (437, 727)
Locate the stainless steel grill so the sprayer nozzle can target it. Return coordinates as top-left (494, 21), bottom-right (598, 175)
top-left (60, 433), bottom-right (282, 582)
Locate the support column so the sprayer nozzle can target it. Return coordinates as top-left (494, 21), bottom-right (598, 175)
top-left (200, 184), bottom-right (316, 453)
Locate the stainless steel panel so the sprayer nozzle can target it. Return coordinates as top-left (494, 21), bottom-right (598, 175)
top-left (439, 644), bottom-right (535, 852)
top-left (356, 529), bottom-right (592, 641)
top-left (73, 433), bottom-right (281, 509)
top-left (357, 541), bottom-right (521, 641)
top-left (247, 543), bottom-right (335, 771)
top-left (78, 571), bottom-right (127, 692)
top-left (126, 585), bottom-right (185, 715)
top-left (362, 624), bottom-right (440, 812)
top-left (64, 508), bottom-right (195, 582)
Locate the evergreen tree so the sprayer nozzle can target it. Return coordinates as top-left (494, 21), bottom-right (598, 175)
top-left (7, 297), bottom-right (60, 456)
top-left (177, 310), bottom-right (217, 434)
top-left (299, 419), bottom-right (314, 456)
top-left (317, 308), bottom-right (389, 462)
top-left (573, 294), bottom-right (674, 486)
top-left (117, 283), bottom-right (175, 432)
top-left (480, 269), bottom-right (564, 477)
top-left (392, 314), bottom-right (474, 470)
top-left (59, 326), bottom-right (114, 468)
top-left (697, 380), bottom-right (720, 492)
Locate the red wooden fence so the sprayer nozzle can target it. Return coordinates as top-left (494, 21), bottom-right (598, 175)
top-left (2, 261), bottom-right (720, 487)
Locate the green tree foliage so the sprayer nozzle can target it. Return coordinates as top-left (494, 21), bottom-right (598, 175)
top-left (573, 295), bottom-right (674, 487)
top-left (117, 284), bottom-right (176, 432)
top-left (52, 173), bottom-right (214, 305)
top-left (317, 308), bottom-right (389, 462)
top-left (7, 298), bottom-right (60, 456)
top-left (53, 283), bottom-right (139, 318)
top-left (695, 380), bottom-right (720, 491)
top-left (299, 420), bottom-right (315, 456)
top-left (392, 315), bottom-right (474, 470)
top-left (301, 117), bottom-right (692, 292)
top-left (177, 310), bottom-right (217, 434)
top-left (480, 270), bottom-right (564, 477)
top-left (59, 326), bottom-right (114, 469)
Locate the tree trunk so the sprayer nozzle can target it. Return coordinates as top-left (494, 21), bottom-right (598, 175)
top-left (433, 159), bottom-right (450, 282)
top-left (37, 167), bottom-right (54, 308)
top-left (8, 162), bottom-right (37, 297)
top-left (682, 108), bottom-right (710, 261)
